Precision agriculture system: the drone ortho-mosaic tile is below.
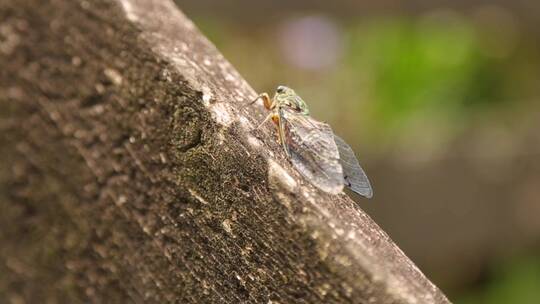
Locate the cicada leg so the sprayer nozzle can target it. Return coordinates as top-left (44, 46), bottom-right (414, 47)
top-left (249, 92), bottom-right (289, 157)
top-left (270, 114), bottom-right (282, 143)
top-left (269, 115), bottom-right (282, 145)
top-left (256, 112), bottom-right (274, 129)
top-left (256, 112), bottom-right (286, 153)
top-left (247, 92), bottom-right (272, 110)
top-left (261, 93), bottom-right (272, 110)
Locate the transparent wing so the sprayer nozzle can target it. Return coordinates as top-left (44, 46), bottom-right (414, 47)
top-left (280, 109), bottom-right (344, 194)
top-left (333, 135), bottom-right (373, 198)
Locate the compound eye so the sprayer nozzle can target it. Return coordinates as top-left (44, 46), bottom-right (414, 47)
top-left (276, 85), bottom-right (286, 93)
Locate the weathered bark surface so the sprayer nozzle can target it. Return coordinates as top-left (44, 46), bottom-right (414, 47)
top-left (0, 0), bottom-right (450, 303)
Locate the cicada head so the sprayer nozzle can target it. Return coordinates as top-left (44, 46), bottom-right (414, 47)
top-left (274, 85), bottom-right (309, 115)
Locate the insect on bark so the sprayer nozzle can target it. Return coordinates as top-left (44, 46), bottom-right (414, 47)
top-left (249, 85), bottom-right (373, 198)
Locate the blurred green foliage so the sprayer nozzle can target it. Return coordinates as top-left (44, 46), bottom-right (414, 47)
top-left (342, 16), bottom-right (540, 144)
top-left (456, 256), bottom-right (540, 304)
top-left (349, 19), bottom-right (493, 127)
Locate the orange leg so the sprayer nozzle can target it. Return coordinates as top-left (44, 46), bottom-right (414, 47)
top-left (272, 114), bottom-right (281, 143)
top-left (260, 93), bottom-right (272, 110)
top-left (249, 93), bottom-right (288, 155)
top-left (256, 112), bottom-right (282, 143)
top-left (248, 92), bottom-right (272, 110)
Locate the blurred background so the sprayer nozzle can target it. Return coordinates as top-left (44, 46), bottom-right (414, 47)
top-left (176, 0), bottom-right (540, 303)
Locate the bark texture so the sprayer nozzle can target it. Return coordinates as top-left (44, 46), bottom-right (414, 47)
top-left (0, 0), bottom-right (450, 303)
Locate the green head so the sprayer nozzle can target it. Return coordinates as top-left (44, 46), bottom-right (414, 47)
top-left (274, 85), bottom-right (309, 115)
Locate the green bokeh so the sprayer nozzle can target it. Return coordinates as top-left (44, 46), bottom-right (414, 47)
top-left (456, 256), bottom-right (540, 304)
top-left (346, 18), bottom-right (511, 133)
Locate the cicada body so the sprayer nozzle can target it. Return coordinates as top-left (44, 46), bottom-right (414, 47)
top-left (251, 86), bottom-right (373, 199)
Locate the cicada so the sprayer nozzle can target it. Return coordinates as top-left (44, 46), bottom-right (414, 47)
top-left (250, 85), bottom-right (373, 198)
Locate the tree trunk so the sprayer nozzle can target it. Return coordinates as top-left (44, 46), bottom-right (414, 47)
top-left (0, 0), bottom-right (450, 303)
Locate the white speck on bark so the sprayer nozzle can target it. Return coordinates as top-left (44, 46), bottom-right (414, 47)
top-left (201, 86), bottom-right (213, 106)
top-left (118, 0), bottom-right (138, 21)
top-left (188, 188), bottom-right (209, 205)
top-left (222, 219), bottom-right (234, 237)
top-left (116, 195), bottom-right (127, 206)
top-left (104, 68), bottom-right (123, 85)
top-left (210, 102), bottom-right (233, 126)
top-left (238, 116), bottom-right (253, 130)
top-left (246, 135), bottom-right (262, 149)
top-left (225, 73), bottom-right (235, 82)
top-left (159, 152), bottom-right (167, 164)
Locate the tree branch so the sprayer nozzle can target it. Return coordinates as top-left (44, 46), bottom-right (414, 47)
top-left (0, 0), bottom-right (450, 303)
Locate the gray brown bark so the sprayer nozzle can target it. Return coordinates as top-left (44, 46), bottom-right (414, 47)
top-left (0, 0), bottom-right (450, 303)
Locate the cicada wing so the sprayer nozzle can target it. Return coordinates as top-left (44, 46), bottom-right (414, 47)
top-left (281, 110), bottom-right (344, 194)
top-left (333, 135), bottom-right (373, 198)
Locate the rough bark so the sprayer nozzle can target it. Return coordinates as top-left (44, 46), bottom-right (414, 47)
top-left (0, 0), bottom-right (450, 303)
